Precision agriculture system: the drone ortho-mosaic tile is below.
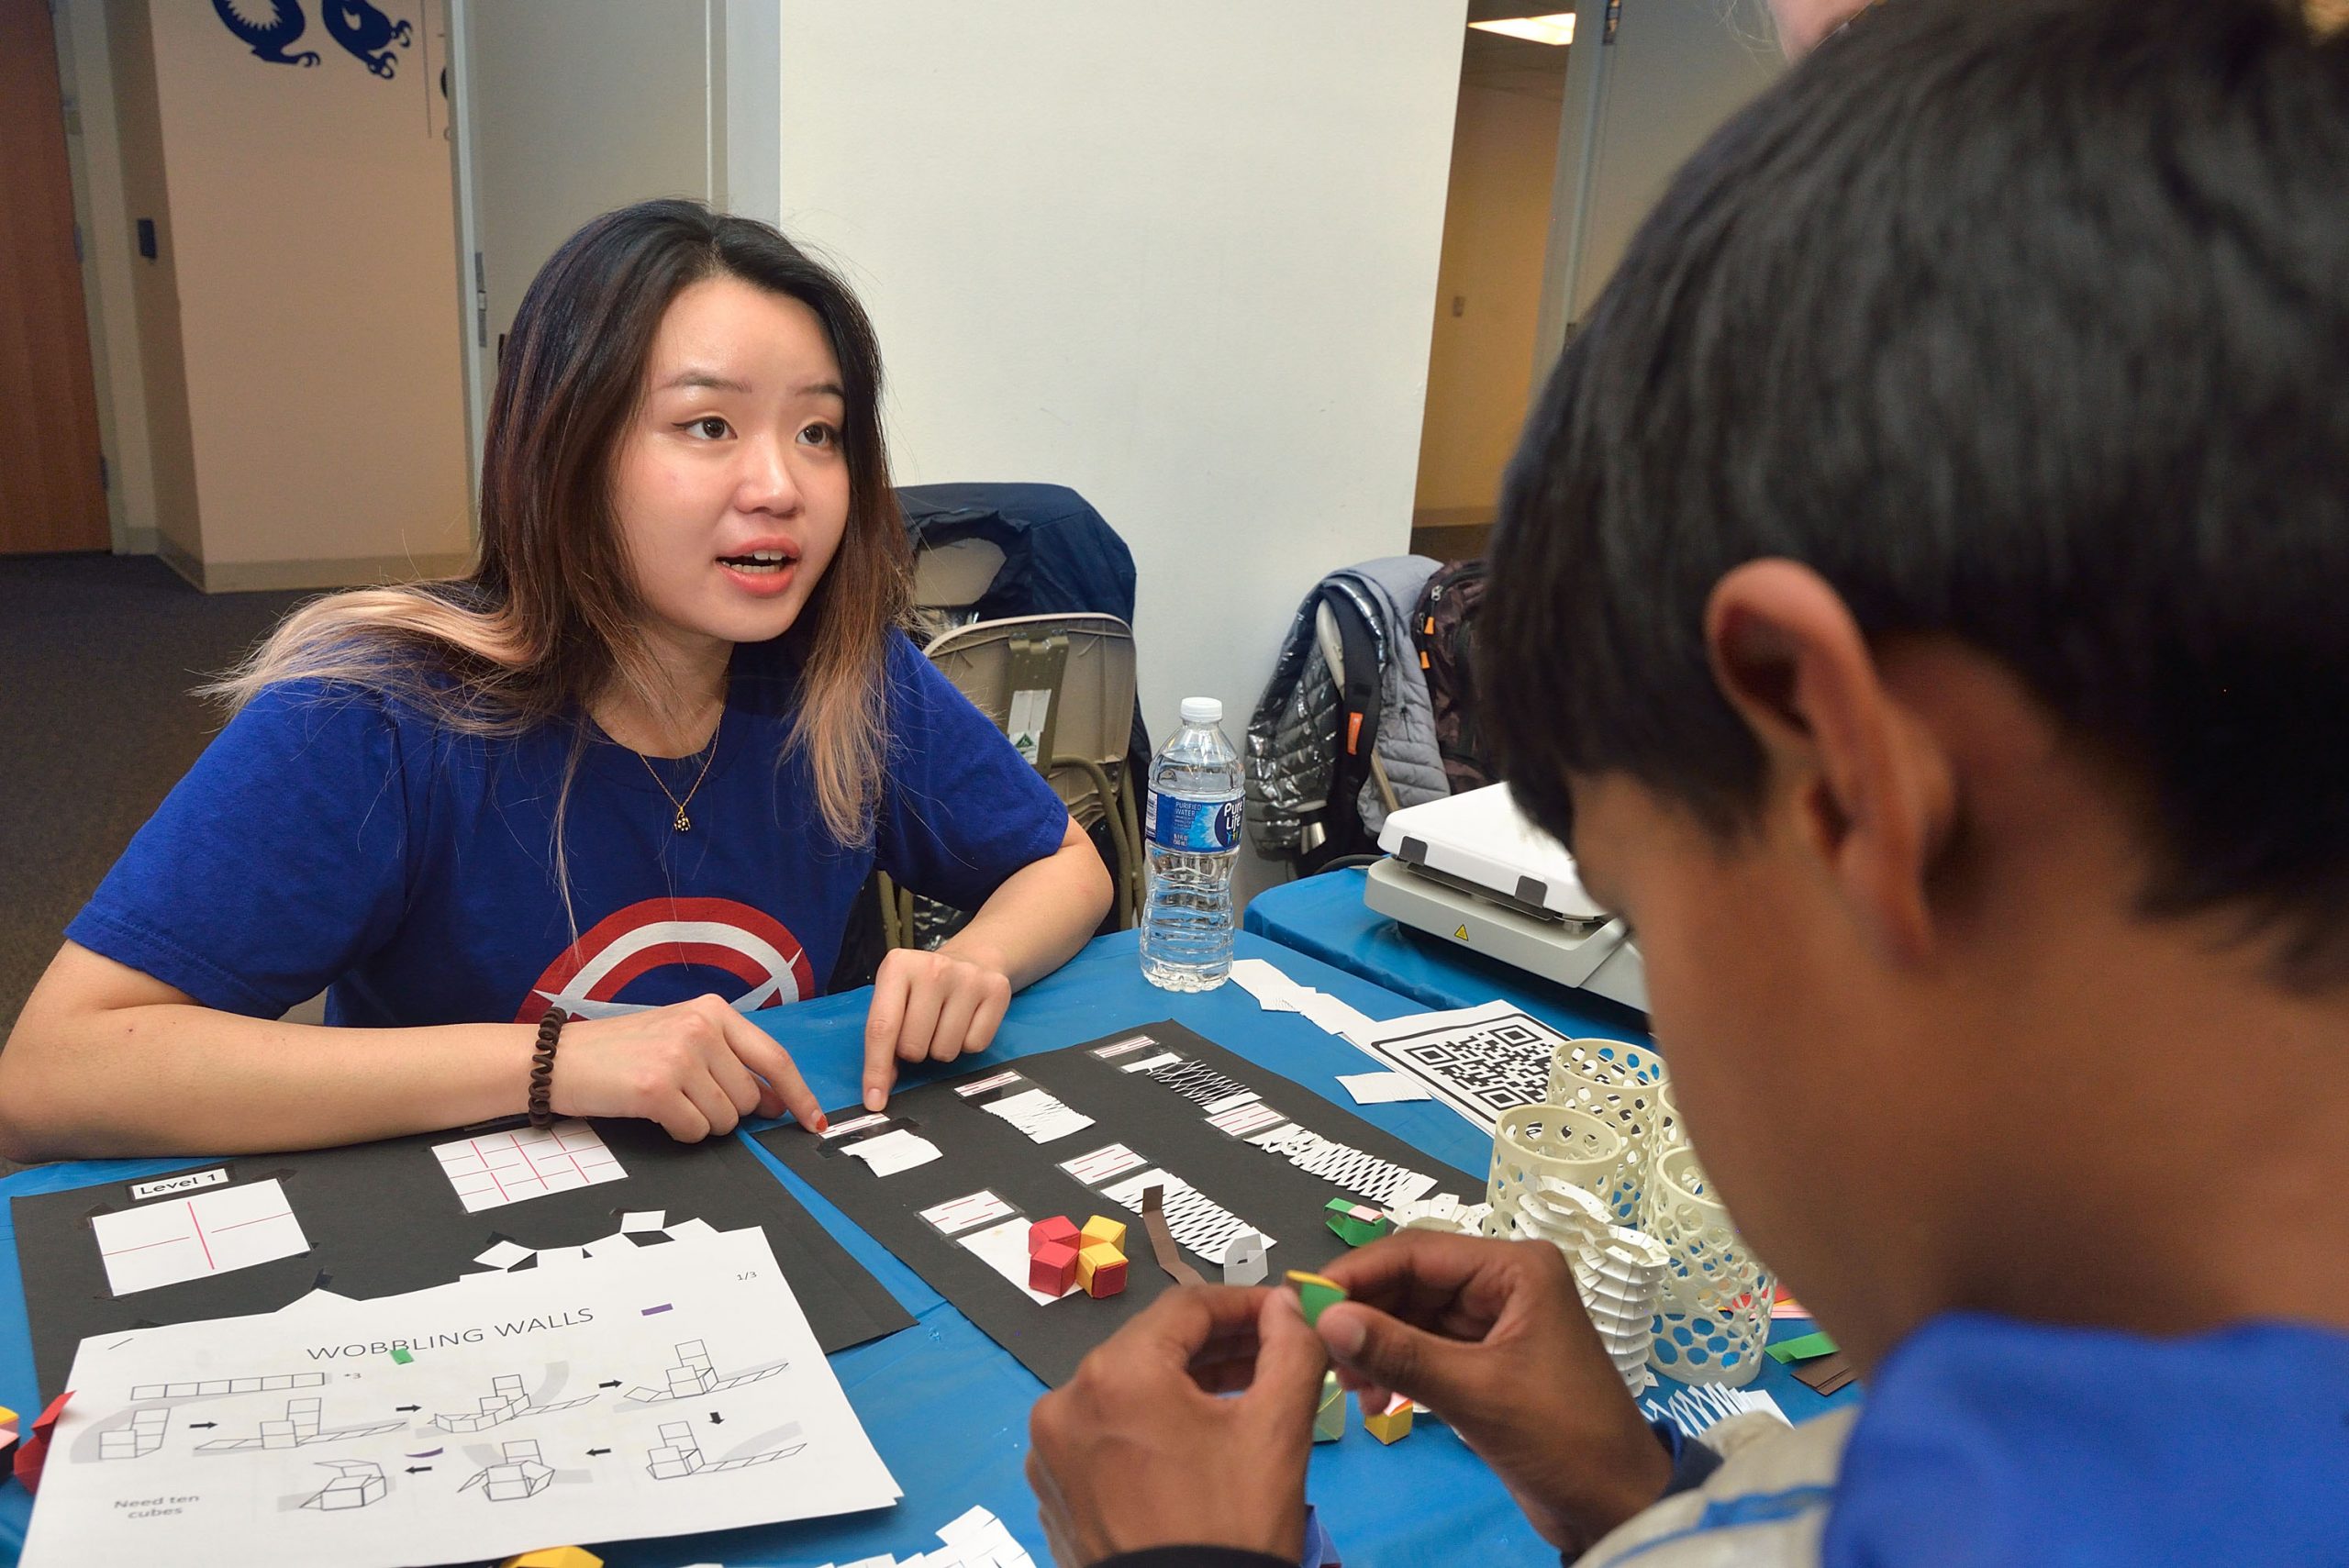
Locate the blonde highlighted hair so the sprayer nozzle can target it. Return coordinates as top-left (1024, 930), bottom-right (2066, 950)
top-left (207, 202), bottom-right (912, 852)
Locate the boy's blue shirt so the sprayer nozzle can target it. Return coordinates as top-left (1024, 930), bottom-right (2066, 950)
top-left (68, 631), bottom-right (1069, 1028)
top-left (1825, 1310), bottom-right (2349, 1564)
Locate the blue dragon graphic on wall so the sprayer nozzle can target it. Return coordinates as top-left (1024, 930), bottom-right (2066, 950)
top-left (212, 0), bottom-right (415, 80)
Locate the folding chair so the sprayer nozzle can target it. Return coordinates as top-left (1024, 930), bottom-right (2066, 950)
top-left (875, 613), bottom-right (1145, 944)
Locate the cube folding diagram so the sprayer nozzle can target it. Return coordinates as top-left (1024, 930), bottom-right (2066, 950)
top-left (647, 1419), bottom-right (706, 1480)
top-left (306, 1461), bottom-right (387, 1511)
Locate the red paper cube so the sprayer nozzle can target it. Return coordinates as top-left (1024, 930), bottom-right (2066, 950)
top-left (1077, 1243), bottom-right (1128, 1298)
top-left (1027, 1216), bottom-right (1080, 1256)
top-left (1029, 1240), bottom-right (1079, 1296)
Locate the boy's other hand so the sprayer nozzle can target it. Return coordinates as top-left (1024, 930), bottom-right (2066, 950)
top-left (1028, 1284), bottom-right (1324, 1566)
top-left (1317, 1230), bottom-right (1673, 1553)
top-left (551, 995), bottom-right (823, 1140)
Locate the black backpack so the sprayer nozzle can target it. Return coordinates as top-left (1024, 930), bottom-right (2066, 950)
top-left (1411, 559), bottom-right (1495, 795)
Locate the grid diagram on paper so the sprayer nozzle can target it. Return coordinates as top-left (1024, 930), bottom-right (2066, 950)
top-left (623, 1340), bottom-right (788, 1403)
top-left (646, 1418), bottom-right (805, 1478)
top-left (195, 1397), bottom-right (406, 1452)
top-left (130, 1372), bottom-right (326, 1400)
top-left (92, 1178), bottom-right (311, 1296)
top-left (430, 1120), bottom-right (628, 1213)
top-left (1358, 1011), bottom-right (1571, 1130)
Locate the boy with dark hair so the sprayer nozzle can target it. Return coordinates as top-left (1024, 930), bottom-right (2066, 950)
top-left (1023, 0), bottom-right (2349, 1562)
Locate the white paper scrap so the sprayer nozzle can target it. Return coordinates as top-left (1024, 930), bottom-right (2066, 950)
top-left (1228, 958), bottom-right (1303, 1011)
top-left (843, 1129), bottom-right (942, 1176)
top-left (620, 1209), bottom-right (667, 1233)
top-left (430, 1119), bottom-right (628, 1213)
top-left (471, 1239), bottom-right (534, 1270)
top-left (1224, 957), bottom-right (1383, 1041)
top-left (23, 1227), bottom-right (898, 1568)
top-left (92, 1178), bottom-right (309, 1297)
top-left (667, 1217), bottom-right (719, 1241)
top-left (1336, 1072), bottom-right (1434, 1105)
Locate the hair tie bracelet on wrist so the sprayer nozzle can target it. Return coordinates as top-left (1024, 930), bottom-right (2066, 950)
top-left (529, 1008), bottom-right (569, 1128)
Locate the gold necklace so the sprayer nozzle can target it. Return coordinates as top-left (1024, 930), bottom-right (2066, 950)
top-left (637, 725), bottom-right (721, 833)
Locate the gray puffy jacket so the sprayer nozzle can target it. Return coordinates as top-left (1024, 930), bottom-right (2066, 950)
top-left (1245, 556), bottom-right (1449, 858)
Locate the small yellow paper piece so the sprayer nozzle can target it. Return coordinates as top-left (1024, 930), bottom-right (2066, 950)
top-left (1361, 1391), bottom-right (1415, 1445)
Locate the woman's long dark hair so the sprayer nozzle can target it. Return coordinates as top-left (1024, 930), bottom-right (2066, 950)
top-left (210, 200), bottom-right (912, 852)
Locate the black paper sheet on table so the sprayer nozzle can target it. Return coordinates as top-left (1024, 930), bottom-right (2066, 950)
top-left (759, 1020), bottom-right (1479, 1387)
top-left (11, 1118), bottom-right (913, 1405)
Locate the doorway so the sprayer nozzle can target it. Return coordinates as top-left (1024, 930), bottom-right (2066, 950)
top-left (0, 0), bottom-right (108, 556)
top-left (1408, 8), bottom-right (1573, 564)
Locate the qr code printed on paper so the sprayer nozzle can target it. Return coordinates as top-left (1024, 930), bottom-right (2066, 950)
top-left (1367, 1012), bottom-right (1566, 1129)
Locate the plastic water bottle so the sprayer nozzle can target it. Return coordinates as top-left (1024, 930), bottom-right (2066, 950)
top-left (1141, 696), bottom-right (1243, 991)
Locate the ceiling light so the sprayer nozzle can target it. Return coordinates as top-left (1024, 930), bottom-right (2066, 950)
top-left (1468, 12), bottom-right (1576, 46)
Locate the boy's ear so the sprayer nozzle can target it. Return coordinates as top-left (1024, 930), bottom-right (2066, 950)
top-left (1703, 560), bottom-right (1956, 966)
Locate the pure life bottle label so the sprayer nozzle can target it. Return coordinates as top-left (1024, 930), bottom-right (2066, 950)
top-left (1148, 791), bottom-right (1241, 853)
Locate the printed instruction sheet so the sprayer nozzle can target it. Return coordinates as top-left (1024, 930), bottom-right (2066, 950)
top-left (22, 1226), bottom-right (899, 1568)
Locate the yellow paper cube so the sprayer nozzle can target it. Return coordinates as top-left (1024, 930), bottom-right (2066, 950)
top-left (1080, 1214), bottom-right (1128, 1251)
top-left (1075, 1241), bottom-right (1129, 1297)
top-left (501, 1548), bottom-right (604, 1568)
top-left (1361, 1392), bottom-right (1414, 1445)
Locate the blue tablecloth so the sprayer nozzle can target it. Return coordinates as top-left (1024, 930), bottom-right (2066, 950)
top-left (1245, 868), bottom-right (1651, 1041)
top-left (0, 930), bottom-right (1845, 1567)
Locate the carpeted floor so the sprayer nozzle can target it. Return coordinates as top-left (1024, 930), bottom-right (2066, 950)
top-left (0, 553), bottom-right (311, 1040)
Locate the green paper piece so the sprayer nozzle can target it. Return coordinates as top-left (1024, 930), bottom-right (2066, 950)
top-left (1766, 1330), bottom-right (1838, 1363)
top-left (389, 1346), bottom-right (414, 1365)
top-left (1323, 1197), bottom-right (1393, 1249)
top-left (1286, 1269), bottom-right (1348, 1327)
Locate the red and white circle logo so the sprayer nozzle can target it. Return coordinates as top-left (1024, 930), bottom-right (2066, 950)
top-left (516, 896), bottom-right (815, 1023)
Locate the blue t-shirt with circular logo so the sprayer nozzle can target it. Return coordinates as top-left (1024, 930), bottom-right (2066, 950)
top-left (67, 631), bottom-right (1070, 1028)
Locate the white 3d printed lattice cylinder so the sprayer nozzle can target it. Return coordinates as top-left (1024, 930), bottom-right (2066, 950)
top-left (1643, 1145), bottom-right (1774, 1386)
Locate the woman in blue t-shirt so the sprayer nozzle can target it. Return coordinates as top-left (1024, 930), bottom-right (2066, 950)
top-left (0, 201), bottom-right (1111, 1158)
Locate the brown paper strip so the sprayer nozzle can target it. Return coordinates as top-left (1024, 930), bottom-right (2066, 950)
top-left (1141, 1184), bottom-right (1205, 1286)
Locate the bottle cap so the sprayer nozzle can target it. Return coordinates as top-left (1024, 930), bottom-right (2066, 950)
top-left (1179, 696), bottom-right (1223, 726)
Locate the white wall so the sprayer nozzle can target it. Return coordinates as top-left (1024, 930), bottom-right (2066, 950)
top-left (774, 1), bottom-right (1465, 892)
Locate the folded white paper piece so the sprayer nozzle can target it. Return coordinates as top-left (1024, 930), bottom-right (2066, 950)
top-left (619, 1209), bottom-right (667, 1233)
top-left (23, 1227), bottom-right (900, 1568)
top-left (1335, 1071), bottom-right (1434, 1105)
top-left (844, 1129), bottom-right (943, 1177)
